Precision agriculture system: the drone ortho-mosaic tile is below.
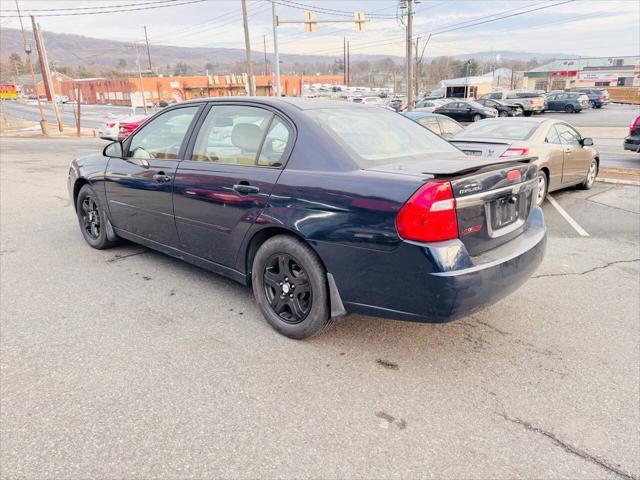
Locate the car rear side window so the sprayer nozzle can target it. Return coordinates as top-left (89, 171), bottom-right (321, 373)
top-left (546, 125), bottom-right (562, 144)
top-left (416, 116), bottom-right (441, 134)
top-left (456, 121), bottom-right (539, 140)
top-left (438, 118), bottom-right (463, 137)
top-left (128, 106), bottom-right (199, 160)
top-left (307, 107), bottom-right (459, 166)
top-left (191, 105), bottom-right (273, 166)
top-left (257, 117), bottom-right (291, 167)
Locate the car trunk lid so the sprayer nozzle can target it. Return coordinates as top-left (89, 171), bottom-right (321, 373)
top-left (370, 154), bottom-right (538, 256)
top-left (449, 138), bottom-right (514, 158)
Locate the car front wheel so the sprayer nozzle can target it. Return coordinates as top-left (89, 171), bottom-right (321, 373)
top-left (76, 184), bottom-right (118, 249)
top-left (565, 104), bottom-right (575, 113)
top-left (252, 235), bottom-right (332, 339)
top-left (472, 114), bottom-right (482, 122)
top-left (578, 159), bottom-right (598, 190)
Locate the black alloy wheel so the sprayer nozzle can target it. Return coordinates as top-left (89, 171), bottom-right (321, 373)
top-left (565, 104), bottom-right (575, 113)
top-left (263, 253), bottom-right (312, 324)
top-left (251, 235), bottom-right (332, 339)
top-left (81, 195), bottom-right (101, 240)
top-left (76, 184), bottom-right (117, 249)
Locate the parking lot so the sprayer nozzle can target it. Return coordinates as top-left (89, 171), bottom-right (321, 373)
top-left (1, 136), bottom-right (638, 479)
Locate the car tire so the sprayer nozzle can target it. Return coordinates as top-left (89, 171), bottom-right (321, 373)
top-left (251, 235), bottom-right (332, 340)
top-left (523, 111), bottom-right (533, 117)
top-left (76, 184), bottom-right (118, 249)
top-left (589, 100), bottom-right (596, 108)
top-left (472, 114), bottom-right (482, 122)
top-left (578, 159), bottom-right (598, 190)
top-left (498, 110), bottom-right (508, 117)
top-left (565, 105), bottom-right (575, 113)
top-left (535, 171), bottom-right (548, 206)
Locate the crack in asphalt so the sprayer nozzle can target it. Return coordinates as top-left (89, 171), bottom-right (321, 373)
top-left (497, 412), bottom-right (639, 480)
top-left (532, 259), bottom-right (639, 279)
top-left (106, 250), bottom-right (150, 263)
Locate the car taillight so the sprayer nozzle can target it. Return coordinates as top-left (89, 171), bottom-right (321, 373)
top-left (631, 116), bottom-right (640, 133)
top-left (599, 96), bottom-right (605, 101)
top-left (106, 122), bottom-right (115, 128)
top-left (500, 147), bottom-right (529, 158)
top-left (396, 180), bottom-right (458, 242)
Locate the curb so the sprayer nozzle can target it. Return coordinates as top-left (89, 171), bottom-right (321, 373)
top-left (596, 177), bottom-right (640, 186)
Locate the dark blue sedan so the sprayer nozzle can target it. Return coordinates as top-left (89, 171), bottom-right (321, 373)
top-left (68, 98), bottom-right (546, 339)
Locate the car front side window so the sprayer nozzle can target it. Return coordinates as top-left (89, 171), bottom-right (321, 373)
top-left (556, 124), bottom-right (582, 145)
top-left (128, 106), bottom-right (200, 160)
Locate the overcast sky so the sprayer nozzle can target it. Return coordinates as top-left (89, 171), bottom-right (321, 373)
top-left (1, 0), bottom-right (638, 58)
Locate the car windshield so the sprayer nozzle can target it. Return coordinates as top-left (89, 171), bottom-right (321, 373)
top-left (307, 107), bottom-right (460, 166)
top-left (455, 120), bottom-right (539, 140)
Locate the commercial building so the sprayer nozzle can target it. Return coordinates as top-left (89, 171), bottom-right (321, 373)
top-left (440, 76), bottom-right (493, 98)
top-left (59, 73), bottom-right (342, 106)
top-left (523, 56), bottom-right (640, 91)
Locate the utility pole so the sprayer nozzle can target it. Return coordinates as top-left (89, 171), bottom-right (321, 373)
top-left (32, 17), bottom-right (63, 132)
top-left (414, 37), bottom-right (419, 99)
top-left (405, 0), bottom-right (414, 111)
top-left (241, 0), bottom-right (255, 96)
top-left (346, 40), bottom-right (350, 86)
top-left (343, 37), bottom-right (346, 85)
top-left (134, 42), bottom-right (148, 114)
top-left (263, 35), bottom-right (268, 76)
top-left (15, 0), bottom-right (48, 135)
top-left (143, 26), bottom-right (153, 72)
top-left (271, 1), bottom-right (281, 96)
top-left (76, 84), bottom-right (81, 137)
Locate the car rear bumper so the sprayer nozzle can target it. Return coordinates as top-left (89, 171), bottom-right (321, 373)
top-left (623, 135), bottom-right (640, 152)
top-left (322, 207), bottom-right (547, 323)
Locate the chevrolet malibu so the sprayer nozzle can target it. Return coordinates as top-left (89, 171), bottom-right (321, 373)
top-left (68, 98), bottom-right (546, 339)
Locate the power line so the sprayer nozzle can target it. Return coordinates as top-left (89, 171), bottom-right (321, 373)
top-left (0, 0), bottom-right (207, 17)
top-left (2, 0), bottom-right (187, 13)
top-left (272, 0), bottom-right (397, 19)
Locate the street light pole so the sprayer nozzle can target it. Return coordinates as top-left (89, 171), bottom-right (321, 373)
top-left (405, 0), bottom-right (414, 111)
top-left (271, 1), bottom-right (281, 97)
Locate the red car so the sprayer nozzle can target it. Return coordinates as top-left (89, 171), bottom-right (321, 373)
top-left (118, 116), bottom-right (147, 139)
top-left (623, 115), bottom-right (640, 153)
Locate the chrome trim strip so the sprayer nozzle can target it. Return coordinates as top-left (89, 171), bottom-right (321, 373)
top-left (455, 177), bottom-right (537, 208)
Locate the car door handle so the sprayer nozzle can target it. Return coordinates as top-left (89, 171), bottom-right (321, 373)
top-left (153, 173), bottom-right (172, 183)
top-left (233, 183), bottom-right (260, 195)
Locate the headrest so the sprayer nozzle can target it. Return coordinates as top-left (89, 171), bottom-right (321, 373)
top-left (231, 123), bottom-right (262, 151)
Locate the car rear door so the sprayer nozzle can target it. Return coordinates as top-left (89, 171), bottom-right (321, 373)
top-left (104, 104), bottom-right (202, 246)
top-left (556, 123), bottom-right (589, 184)
top-left (172, 103), bottom-right (292, 266)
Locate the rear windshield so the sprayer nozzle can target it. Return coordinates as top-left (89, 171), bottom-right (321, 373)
top-left (307, 107), bottom-right (460, 166)
top-left (455, 121), bottom-right (539, 140)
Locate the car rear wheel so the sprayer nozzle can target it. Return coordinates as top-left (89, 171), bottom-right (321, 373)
top-left (523, 111), bottom-right (533, 117)
top-left (578, 159), bottom-right (598, 190)
top-left (472, 114), bottom-right (482, 122)
top-left (589, 100), bottom-right (596, 108)
top-left (565, 104), bottom-right (575, 113)
top-left (251, 235), bottom-right (332, 339)
top-left (535, 171), bottom-right (548, 206)
top-left (76, 184), bottom-right (118, 249)
top-left (498, 110), bottom-right (508, 117)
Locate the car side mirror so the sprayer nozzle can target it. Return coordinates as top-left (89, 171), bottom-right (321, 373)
top-left (581, 137), bottom-right (594, 146)
top-left (103, 141), bottom-right (123, 158)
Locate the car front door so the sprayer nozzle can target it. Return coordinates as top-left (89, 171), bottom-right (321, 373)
top-left (546, 94), bottom-right (558, 111)
top-left (172, 103), bottom-right (292, 266)
top-left (543, 124), bottom-right (566, 190)
top-left (104, 104), bottom-right (202, 246)
top-left (556, 123), bottom-right (590, 184)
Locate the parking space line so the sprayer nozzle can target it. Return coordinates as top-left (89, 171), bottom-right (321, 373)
top-left (547, 195), bottom-right (590, 237)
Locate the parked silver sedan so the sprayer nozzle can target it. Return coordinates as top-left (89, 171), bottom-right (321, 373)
top-left (450, 118), bottom-right (599, 205)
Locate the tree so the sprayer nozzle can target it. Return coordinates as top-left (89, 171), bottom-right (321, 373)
top-left (451, 59), bottom-right (480, 78)
top-left (116, 58), bottom-right (127, 69)
top-left (173, 62), bottom-right (188, 76)
top-left (331, 58), bottom-right (344, 74)
top-left (9, 53), bottom-right (24, 75)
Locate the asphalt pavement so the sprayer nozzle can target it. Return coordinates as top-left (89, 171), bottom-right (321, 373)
top-left (1, 137), bottom-right (638, 479)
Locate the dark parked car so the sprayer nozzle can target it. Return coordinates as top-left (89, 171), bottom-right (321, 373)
top-left (402, 111), bottom-right (464, 138)
top-left (434, 100), bottom-right (498, 122)
top-left (475, 98), bottom-right (522, 117)
top-left (544, 92), bottom-right (590, 113)
top-left (623, 114), bottom-right (640, 153)
top-left (575, 88), bottom-right (610, 108)
top-left (68, 98), bottom-right (546, 339)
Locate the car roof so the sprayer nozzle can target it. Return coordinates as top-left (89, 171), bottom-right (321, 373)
top-left (179, 96), bottom-right (376, 111)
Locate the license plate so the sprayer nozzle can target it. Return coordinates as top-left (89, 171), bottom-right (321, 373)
top-left (491, 194), bottom-right (520, 229)
top-left (463, 150), bottom-right (483, 156)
